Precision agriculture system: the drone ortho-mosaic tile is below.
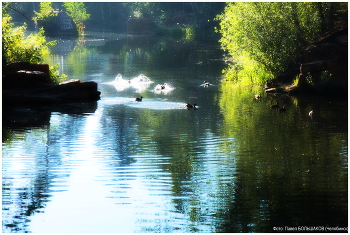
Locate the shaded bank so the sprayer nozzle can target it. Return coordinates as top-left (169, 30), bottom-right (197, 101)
top-left (217, 2), bottom-right (347, 97)
top-left (2, 62), bottom-right (101, 107)
top-left (277, 22), bottom-right (348, 98)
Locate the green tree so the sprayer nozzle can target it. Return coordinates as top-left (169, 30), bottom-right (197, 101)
top-left (2, 12), bottom-right (66, 83)
top-left (2, 14), bottom-right (52, 65)
top-left (123, 2), bottom-right (163, 21)
top-left (217, 2), bottom-right (326, 84)
top-left (34, 2), bottom-right (90, 35)
top-left (32, 2), bottom-right (55, 21)
top-left (122, 2), bottom-right (224, 42)
top-left (63, 2), bottom-right (90, 34)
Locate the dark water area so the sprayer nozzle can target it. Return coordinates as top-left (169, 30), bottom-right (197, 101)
top-left (2, 30), bottom-right (348, 233)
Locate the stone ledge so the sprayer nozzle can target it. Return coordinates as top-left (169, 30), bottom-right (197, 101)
top-left (3, 62), bottom-right (101, 107)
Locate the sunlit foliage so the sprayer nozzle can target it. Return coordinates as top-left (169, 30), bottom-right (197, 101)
top-left (217, 2), bottom-right (327, 84)
top-left (123, 2), bottom-right (224, 42)
top-left (2, 14), bottom-right (52, 65)
top-left (32, 2), bottom-right (55, 21)
top-left (33, 2), bottom-right (90, 35)
top-left (2, 13), bottom-right (66, 83)
top-left (63, 2), bottom-right (90, 34)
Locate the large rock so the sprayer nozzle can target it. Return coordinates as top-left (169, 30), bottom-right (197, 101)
top-left (3, 70), bottom-right (51, 90)
top-left (3, 61), bottom-right (50, 75)
top-left (36, 10), bottom-right (78, 37)
top-left (3, 62), bottom-right (52, 90)
top-left (3, 62), bottom-right (100, 106)
top-left (47, 79), bottom-right (101, 102)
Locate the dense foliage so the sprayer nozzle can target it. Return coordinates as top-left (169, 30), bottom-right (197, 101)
top-left (32, 2), bottom-right (54, 22)
top-left (33, 2), bottom-right (90, 35)
top-left (5, 2), bottom-right (224, 41)
top-left (62, 2), bottom-right (90, 33)
top-left (216, 2), bottom-right (347, 85)
top-left (123, 2), bottom-right (163, 21)
top-left (123, 2), bottom-right (223, 24)
top-left (123, 2), bottom-right (224, 41)
top-left (2, 14), bottom-right (52, 65)
top-left (2, 12), bottom-right (66, 83)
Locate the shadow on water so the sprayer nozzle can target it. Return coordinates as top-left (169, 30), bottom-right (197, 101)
top-left (3, 102), bottom-right (98, 131)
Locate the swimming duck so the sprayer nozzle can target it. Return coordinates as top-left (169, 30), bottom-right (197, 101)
top-left (155, 83), bottom-right (167, 90)
top-left (204, 81), bottom-right (210, 87)
top-left (309, 110), bottom-right (313, 117)
top-left (186, 103), bottom-right (197, 109)
top-left (270, 102), bottom-right (279, 109)
top-left (161, 83), bottom-right (167, 89)
top-left (135, 96), bottom-right (143, 101)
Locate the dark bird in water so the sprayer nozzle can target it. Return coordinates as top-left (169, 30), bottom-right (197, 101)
top-left (270, 102), bottom-right (279, 109)
top-left (186, 103), bottom-right (197, 109)
top-left (204, 81), bottom-right (210, 87)
top-left (278, 106), bottom-right (286, 112)
top-left (135, 96), bottom-right (143, 101)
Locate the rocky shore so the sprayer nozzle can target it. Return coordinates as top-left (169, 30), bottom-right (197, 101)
top-left (3, 61), bottom-right (101, 107)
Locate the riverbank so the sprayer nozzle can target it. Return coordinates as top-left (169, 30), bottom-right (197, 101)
top-left (2, 61), bottom-right (101, 107)
top-left (272, 22), bottom-right (347, 98)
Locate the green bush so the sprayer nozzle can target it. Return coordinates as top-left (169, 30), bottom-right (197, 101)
top-left (216, 2), bottom-right (327, 84)
top-left (2, 14), bottom-right (66, 83)
top-left (32, 2), bottom-right (55, 22)
top-left (63, 2), bottom-right (90, 34)
top-left (33, 2), bottom-right (90, 35)
top-left (2, 15), bottom-right (53, 65)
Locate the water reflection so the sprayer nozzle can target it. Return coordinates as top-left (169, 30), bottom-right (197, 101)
top-left (2, 31), bottom-right (347, 233)
top-left (217, 84), bottom-right (348, 232)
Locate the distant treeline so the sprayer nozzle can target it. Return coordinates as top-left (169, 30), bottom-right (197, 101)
top-left (6, 2), bottom-right (224, 33)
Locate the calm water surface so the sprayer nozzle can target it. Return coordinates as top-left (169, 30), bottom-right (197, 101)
top-left (2, 31), bottom-right (348, 233)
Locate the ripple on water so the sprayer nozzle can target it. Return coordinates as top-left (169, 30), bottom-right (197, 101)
top-left (101, 97), bottom-right (188, 110)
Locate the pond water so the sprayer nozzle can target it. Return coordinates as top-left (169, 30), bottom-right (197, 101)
top-left (2, 31), bottom-right (348, 233)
